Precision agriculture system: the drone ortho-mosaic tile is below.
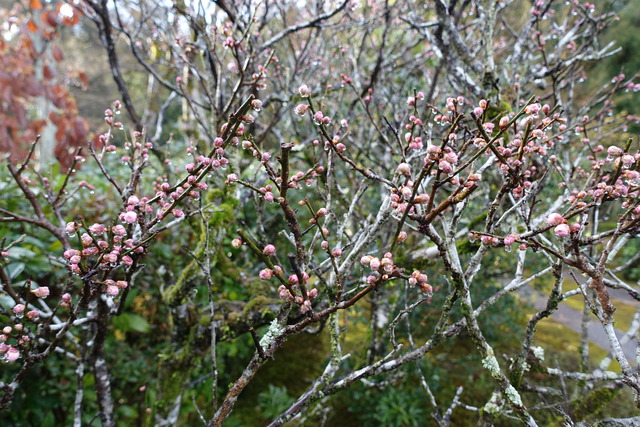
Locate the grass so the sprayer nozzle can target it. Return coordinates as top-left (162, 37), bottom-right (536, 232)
top-left (561, 293), bottom-right (638, 332)
top-left (532, 317), bottom-right (621, 372)
top-left (531, 273), bottom-right (639, 332)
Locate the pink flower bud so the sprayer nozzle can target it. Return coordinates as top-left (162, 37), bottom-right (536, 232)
top-left (112, 225), bottom-right (127, 237)
top-left (263, 244), bottom-right (276, 256)
top-left (5, 347), bottom-right (20, 362)
top-left (503, 234), bottom-right (518, 246)
top-left (607, 146), bottom-right (623, 157)
top-left (396, 163), bottom-right (411, 176)
top-left (89, 224), bottom-right (106, 234)
top-left (106, 285), bottom-right (119, 296)
top-left (554, 223), bottom-right (571, 237)
top-left (30, 287), bottom-right (50, 298)
top-left (231, 238), bottom-right (242, 248)
top-left (65, 222), bottom-right (77, 234)
top-left (414, 193), bottom-right (430, 204)
top-left (13, 304), bottom-right (25, 314)
top-left (298, 84), bottom-right (311, 97)
top-left (26, 309), bottom-right (40, 320)
top-left (499, 116), bottom-right (510, 129)
top-left (397, 231), bottom-right (408, 243)
top-left (438, 160), bottom-right (453, 174)
top-left (259, 269), bottom-right (273, 280)
top-left (546, 213), bottom-right (565, 226)
top-left (525, 103), bottom-right (541, 115)
top-left (294, 104), bottom-right (309, 116)
top-left (123, 211), bottom-right (138, 224)
top-left (360, 255), bottom-right (372, 265)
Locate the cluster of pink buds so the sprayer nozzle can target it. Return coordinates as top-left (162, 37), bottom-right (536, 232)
top-left (118, 195), bottom-right (153, 224)
top-left (606, 145), bottom-right (638, 170)
top-left (360, 252), bottom-right (401, 284)
top-left (278, 285), bottom-right (318, 313)
top-left (313, 111), bottom-right (331, 126)
top-left (102, 280), bottom-right (128, 297)
top-left (390, 182), bottom-right (430, 216)
top-left (425, 144), bottom-right (459, 175)
top-left (63, 222), bottom-right (140, 275)
top-left (0, 344), bottom-right (21, 363)
top-left (225, 173), bottom-right (239, 185)
top-left (472, 99), bottom-right (488, 117)
top-left (406, 91), bottom-right (425, 107)
top-left (445, 96), bottom-right (465, 112)
top-left (258, 185), bottom-right (275, 203)
top-left (60, 293), bottom-right (72, 308)
top-left (2, 303), bottom-right (35, 362)
top-left (154, 142), bottom-right (233, 217)
top-left (120, 133), bottom-right (153, 164)
top-left (408, 270), bottom-right (432, 293)
top-left (404, 116), bottom-right (424, 150)
top-left (339, 73), bottom-right (352, 85)
top-left (251, 65), bottom-right (268, 90)
top-left (287, 167), bottom-right (322, 190)
top-left (503, 234), bottom-right (519, 247)
top-left (103, 101), bottom-right (123, 129)
top-left (480, 235), bottom-right (500, 246)
top-left (546, 213), bottom-right (581, 238)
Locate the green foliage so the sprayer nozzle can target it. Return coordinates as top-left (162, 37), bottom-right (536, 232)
top-left (572, 387), bottom-right (620, 421)
top-left (257, 384), bottom-right (296, 420)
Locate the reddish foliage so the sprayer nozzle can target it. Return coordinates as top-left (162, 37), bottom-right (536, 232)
top-left (0, 2), bottom-right (87, 170)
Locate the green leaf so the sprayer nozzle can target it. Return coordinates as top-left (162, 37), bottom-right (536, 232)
top-left (113, 313), bottom-right (151, 333)
top-left (7, 247), bottom-right (36, 259)
top-left (6, 262), bottom-right (25, 280)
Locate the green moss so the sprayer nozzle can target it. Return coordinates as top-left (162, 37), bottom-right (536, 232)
top-left (242, 295), bottom-right (272, 317)
top-left (469, 212), bottom-right (488, 230)
top-left (572, 387), bottom-right (620, 421)
top-left (457, 238), bottom-right (480, 255)
top-left (533, 318), bottom-right (613, 367)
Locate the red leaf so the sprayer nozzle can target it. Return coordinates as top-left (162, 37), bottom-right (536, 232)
top-left (30, 0), bottom-right (43, 11)
top-left (52, 46), bottom-right (64, 62)
top-left (42, 11), bottom-right (59, 28)
top-left (27, 20), bottom-right (38, 33)
top-left (78, 72), bottom-right (89, 89)
top-left (43, 64), bottom-right (55, 80)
